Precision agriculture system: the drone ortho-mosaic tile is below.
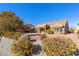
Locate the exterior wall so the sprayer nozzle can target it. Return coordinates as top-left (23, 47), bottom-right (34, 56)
top-left (53, 27), bottom-right (60, 34)
top-left (36, 26), bottom-right (67, 34)
top-left (61, 28), bottom-right (65, 34)
top-left (50, 26), bottom-right (65, 34)
top-left (37, 26), bottom-right (65, 34)
top-left (36, 21), bottom-right (69, 34)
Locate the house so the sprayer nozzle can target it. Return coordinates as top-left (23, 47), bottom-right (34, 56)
top-left (75, 24), bottom-right (79, 34)
top-left (35, 20), bottom-right (69, 34)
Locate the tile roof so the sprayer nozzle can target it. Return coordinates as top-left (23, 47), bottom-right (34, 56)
top-left (36, 20), bottom-right (67, 27)
top-left (47, 20), bottom-right (67, 26)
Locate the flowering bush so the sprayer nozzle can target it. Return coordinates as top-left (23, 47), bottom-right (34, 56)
top-left (42, 36), bottom-right (77, 56)
top-left (11, 37), bottom-right (33, 56)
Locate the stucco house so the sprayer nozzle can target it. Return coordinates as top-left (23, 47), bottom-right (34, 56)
top-left (35, 20), bottom-right (69, 34)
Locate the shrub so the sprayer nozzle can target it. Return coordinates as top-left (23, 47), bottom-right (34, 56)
top-left (11, 37), bottom-right (33, 56)
top-left (4, 31), bottom-right (22, 40)
top-left (42, 36), bottom-right (77, 56)
top-left (46, 29), bottom-right (54, 34)
top-left (13, 32), bottom-right (22, 40)
top-left (45, 24), bottom-right (50, 30)
top-left (4, 32), bottom-right (15, 39)
top-left (0, 12), bottom-right (24, 33)
top-left (0, 30), bottom-right (3, 36)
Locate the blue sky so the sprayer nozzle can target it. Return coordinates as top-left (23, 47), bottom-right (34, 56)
top-left (0, 3), bottom-right (79, 27)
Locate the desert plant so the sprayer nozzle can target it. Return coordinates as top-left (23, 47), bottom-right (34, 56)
top-left (0, 12), bottom-right (24, 35)
top-left (4, 32), bottom-right (15, 39)
top-left (0, 12), bottom-right (34, 35)
top-left (3, 31), bottom-right (22, 40)
top-left (42, 36), bottom-right (77, 56)
top-left (46, 29), bottom-right (54, 34)
top-left (45, 24), bottom-right (50, 30)
top-left (13, 32), bottom-right (22, 40)
top-left (0, 30), bottom-right (3, 36)
top-left (11, 37), bottom-right (33, 56)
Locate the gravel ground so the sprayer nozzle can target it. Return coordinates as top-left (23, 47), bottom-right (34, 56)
top-left (0, 33), bottom-right (78, 56)
top-left (0, 37), bottom-right (14, 56)
top-left (32, 40), bottom-right (44, 56)
top-left (0, 36), bottom-right (44, 56)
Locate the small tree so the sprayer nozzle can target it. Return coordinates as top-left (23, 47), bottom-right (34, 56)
top-left (0, 12), bottom-right (24, 35)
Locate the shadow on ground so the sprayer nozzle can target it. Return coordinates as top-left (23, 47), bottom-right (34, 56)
top-left (32, 45), bottom-right (42, 55)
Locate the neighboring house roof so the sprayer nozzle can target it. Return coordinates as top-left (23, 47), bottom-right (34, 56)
top-left (36, 20), bottom-right (67, 28)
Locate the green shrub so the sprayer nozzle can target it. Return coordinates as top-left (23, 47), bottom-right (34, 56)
top-left (42, 36), bottom-right (77, 56)
top-left (11, 37), bottom-right (33, 56)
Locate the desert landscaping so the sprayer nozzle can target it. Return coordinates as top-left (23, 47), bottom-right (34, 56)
top-left (0, 12), bottom-right (79, 56)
